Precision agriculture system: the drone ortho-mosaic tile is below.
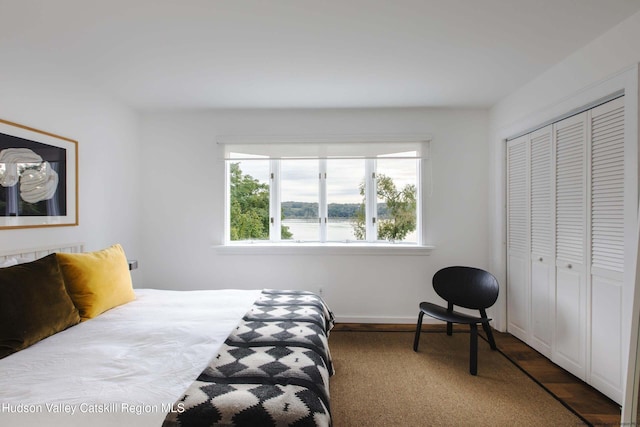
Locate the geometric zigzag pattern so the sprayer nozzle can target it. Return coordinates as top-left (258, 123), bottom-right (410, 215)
top-left (163, 290), bottom-right (335, 427)
top-left (225, 321), bottom-right (333, 374)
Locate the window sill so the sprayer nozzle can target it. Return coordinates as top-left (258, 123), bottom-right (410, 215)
top-left (214, 242), bottom-right (434, 256)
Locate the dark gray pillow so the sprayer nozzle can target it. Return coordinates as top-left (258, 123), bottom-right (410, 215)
top-left (0, 253), bottom-right (80, 359)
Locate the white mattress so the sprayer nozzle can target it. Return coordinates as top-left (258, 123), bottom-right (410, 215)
top-left (0, 288), bottom-right (261, 427)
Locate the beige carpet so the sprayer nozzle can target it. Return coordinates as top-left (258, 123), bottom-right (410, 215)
top-left (329, 331), bottom-right (585, 426)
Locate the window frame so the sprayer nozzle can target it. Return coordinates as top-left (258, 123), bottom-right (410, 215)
top-left (219, 135), bottom-right (433, 254)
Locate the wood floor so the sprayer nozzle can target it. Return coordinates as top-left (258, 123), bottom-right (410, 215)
top-left (334, 323), bottom-right (621, 426)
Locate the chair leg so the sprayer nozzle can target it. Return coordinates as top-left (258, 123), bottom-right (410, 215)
top-left (482, 321), bottom-right (497, 350)
top-left (469, 323), bottom-right (478, 375)
top-left (446, 321), bottom-right (452, 336)
top-left (413, 311), bottom-right (425, 351)
top-left (479, 309), bottom-right (497, 350)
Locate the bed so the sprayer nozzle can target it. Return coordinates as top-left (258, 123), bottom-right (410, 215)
top-left (0, 243), bottom-right (334, 427)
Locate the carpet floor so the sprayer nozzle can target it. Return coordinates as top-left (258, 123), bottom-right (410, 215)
top-left (328, 331), bottom-right (585, 426)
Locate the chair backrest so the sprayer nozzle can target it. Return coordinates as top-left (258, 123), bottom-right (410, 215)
top-left (432, 266), bottom-right (499, 310)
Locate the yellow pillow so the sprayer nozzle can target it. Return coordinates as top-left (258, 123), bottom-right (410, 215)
top-left (56, 244), bottom-right (135, 321)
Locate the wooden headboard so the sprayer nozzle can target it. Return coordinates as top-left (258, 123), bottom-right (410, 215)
top-left (0, 243), bottom-right (84, 264)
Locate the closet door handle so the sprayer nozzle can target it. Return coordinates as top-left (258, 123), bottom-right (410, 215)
top-left (539, 257), bottom-right (543, 262)
top-left (567, 264), bottom-right (572, 269)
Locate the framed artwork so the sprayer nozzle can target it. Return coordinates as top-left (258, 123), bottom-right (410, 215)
top-left (0, 118), bottom-right (78, 229)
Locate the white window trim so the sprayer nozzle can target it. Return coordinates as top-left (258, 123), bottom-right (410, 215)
top-left (318, 158), bottom-right (328, 242)
top-left (219, 134), bottom-right (433, 253)
top-left (364, 159), bottom-right (377, 242)
top-left (214, 242), bottom-right (434, 256)
top-left (269, 160), bottom-right (281, 241)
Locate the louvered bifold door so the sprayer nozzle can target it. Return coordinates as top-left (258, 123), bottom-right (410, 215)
top-left (529, 125), bottom-right (554, 357)
top-left (591, 97), bottom-right (625, 275)
top-left (554, 112), bottom-right (587, 380)
top-left (507, 135), bottom-right (530, 342)
top-left (589, 96), bottom-right (625, 403)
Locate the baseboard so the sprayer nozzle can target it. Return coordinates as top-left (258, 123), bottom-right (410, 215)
top-left (335, 315), bottom-right (437, 324)
top-left (333, 322), bottom-right (470, 332)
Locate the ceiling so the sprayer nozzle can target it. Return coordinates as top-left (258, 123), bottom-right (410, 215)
top-left (1, 0), bottom-right (639, 110)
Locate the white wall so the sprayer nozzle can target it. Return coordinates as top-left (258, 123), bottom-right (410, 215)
top-left (139, 107), bottom-right (490, 322)
top-left (0, 55), bottom-right (141, 265)
top-left (491, 11), bottom-right (640, 130)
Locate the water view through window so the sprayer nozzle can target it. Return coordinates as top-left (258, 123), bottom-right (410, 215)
top-left (281, 218), bottom-right (358, 241)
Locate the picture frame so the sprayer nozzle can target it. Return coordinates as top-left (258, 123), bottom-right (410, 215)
top-left (0, 118), bottom-right (78, 229)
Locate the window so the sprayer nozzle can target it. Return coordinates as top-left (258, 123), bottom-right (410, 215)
top-left (223, 137), bottom-right (430, 246)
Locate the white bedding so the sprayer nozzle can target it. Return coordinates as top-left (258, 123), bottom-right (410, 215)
top-left (0, 288), bottom-right (261, 427)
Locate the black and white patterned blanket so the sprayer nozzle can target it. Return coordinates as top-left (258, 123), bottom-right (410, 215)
top-left (163, 289), bottom-right (335, 427)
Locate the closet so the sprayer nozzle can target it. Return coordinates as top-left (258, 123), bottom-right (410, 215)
top-left (506, 96), bottom-right (627, 403)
